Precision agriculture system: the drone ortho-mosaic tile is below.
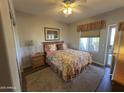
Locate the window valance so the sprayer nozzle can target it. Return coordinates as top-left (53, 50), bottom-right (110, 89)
top-left (118, 22), bottom-right (124, 31)
top-left (77, 20), bottom-right (106, 32)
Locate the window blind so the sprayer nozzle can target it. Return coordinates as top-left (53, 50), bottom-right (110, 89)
top-left (80, 30), bottom-right (100, 37)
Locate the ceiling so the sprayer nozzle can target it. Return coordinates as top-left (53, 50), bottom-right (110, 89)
top-left (14, 0), bottom-right (124, 24)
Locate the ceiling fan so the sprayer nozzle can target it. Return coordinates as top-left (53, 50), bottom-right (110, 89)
top-left (61, 0), bottom-right (87, 17)
top-left (50, 0), bottom-right (87, 17)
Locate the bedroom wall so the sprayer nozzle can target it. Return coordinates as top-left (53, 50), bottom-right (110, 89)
top-left (67, 7), bottom-right (124, 66)
top-left (15, 12), bottom-right (69, 68)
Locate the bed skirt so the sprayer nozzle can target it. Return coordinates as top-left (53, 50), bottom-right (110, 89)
top-left (48, 62), bottom-right (92, 82)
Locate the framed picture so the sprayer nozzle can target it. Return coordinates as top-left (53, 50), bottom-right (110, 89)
top-left (44, 27), bottom-right (60, 41)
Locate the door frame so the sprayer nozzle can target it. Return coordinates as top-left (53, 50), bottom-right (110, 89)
top-left (104, 24), bottom-right (117, 67)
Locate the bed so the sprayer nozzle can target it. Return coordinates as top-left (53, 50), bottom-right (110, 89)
top-left (42, 41), bottom-right (92, 81)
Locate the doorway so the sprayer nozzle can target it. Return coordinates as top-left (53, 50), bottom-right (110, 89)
top-left (106, 25), bottom-right (117, 67)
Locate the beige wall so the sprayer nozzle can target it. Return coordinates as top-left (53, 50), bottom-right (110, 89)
top-left (67, 7), bottom-right (124, 65)
top-left (16, 12), bottom-right (69, 68)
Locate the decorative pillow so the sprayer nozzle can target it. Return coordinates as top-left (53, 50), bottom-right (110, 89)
top-left (45, 44), bottom-right (57, 56)
top-left (48, 44), bottom-right (57, 51)
top-left (56, 44), bottom-right (63, 50)
top-left (45, 45), bottom-right (49, 54)
top-left (63, 43), bottom-right (68, 49)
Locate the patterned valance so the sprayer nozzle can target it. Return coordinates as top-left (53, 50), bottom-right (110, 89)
top-left (118, 22), bottom-right (124, 31)
top-left (77, 20), bottom-right (106, 32)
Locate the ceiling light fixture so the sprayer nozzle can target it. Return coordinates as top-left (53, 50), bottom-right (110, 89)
top-left (63, 6), bottom-right (72, 16)
top-left (62, 0), bottom-right (74, 17)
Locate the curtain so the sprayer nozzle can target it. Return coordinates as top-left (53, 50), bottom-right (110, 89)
top-left (118, 22), bottom-right (124, 31)
top-left (77, 20), bottom-right (106, 32)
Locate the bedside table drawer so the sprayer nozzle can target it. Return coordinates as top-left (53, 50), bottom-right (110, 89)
top-left (31, 53), bottom-right (45, 68)
top-left (32, 57), bottom-right (44, 61)
top-left (32, 60), bottom-right (44, 68)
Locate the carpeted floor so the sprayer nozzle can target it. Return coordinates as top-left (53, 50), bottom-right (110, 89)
top-left (25, 65), bottom-right (105, 92)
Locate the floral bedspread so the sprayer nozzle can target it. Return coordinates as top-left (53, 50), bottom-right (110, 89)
top-left (47, 49), bottom-right (92, 81)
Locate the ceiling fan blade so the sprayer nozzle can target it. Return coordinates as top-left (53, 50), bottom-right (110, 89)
top-left (70, 0), bottom-right (87, 7)
top-left (49, 0), bottom-right (63, 4)
top-left (73, 8), bottom-right (81, 13)
top-left (60, 2), bottom-right (68, 7)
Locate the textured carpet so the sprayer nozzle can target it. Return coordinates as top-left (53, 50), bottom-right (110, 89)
top-left (25, 65), bottom-right (104, 92)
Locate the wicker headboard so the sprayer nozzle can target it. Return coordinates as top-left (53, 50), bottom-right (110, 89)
top-left (42, 41), bottom-right (64, 55)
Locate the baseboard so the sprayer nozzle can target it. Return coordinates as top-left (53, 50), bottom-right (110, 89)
top-left (92, 61), bottom-right (105, 67)
top-left (23, 65), bottom-right (49, 75)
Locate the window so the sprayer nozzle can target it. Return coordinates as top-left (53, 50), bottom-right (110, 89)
top-left (80, 37), bottom-right (100, 52)
top-left (79, 30), bottom-right (100, 52)
top-left (110, 27), bottom-right (116, 46)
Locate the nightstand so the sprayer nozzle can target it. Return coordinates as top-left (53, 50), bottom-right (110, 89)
top-left (31, 52), bottom-right (45, 68)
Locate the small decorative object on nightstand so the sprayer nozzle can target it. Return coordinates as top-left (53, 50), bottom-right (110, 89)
top-left (31, 52), bottom-right (45, 68)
